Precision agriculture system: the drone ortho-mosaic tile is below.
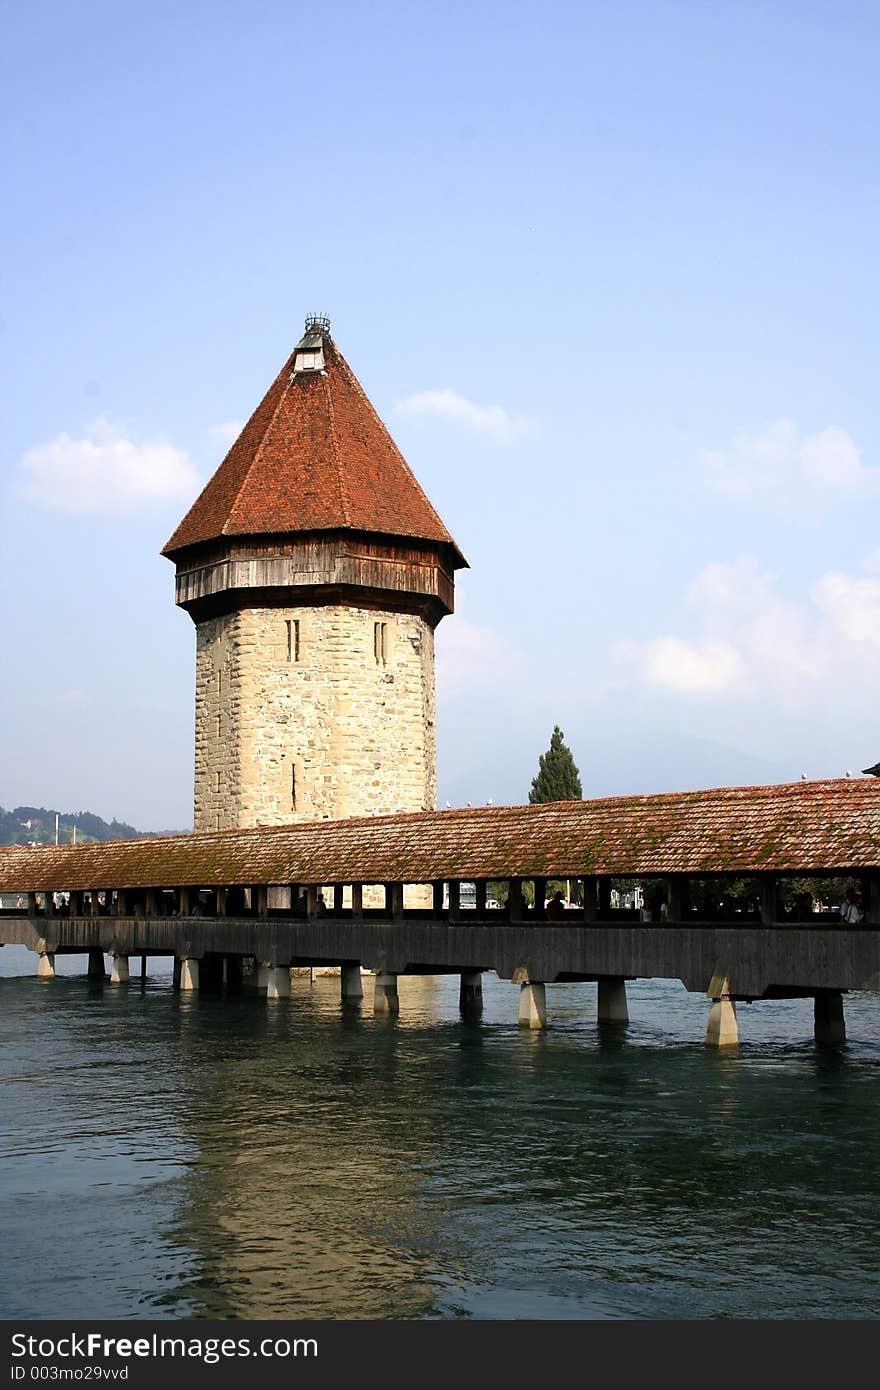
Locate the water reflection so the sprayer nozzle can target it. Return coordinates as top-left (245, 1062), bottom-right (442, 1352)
top-left (1, 953), bottom-right (879, 1320)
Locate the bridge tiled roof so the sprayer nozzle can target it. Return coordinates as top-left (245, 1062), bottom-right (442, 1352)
top-left (162, 326), bottom-right (466, 566)
top-left (1, 780), bottom-right (878, 893)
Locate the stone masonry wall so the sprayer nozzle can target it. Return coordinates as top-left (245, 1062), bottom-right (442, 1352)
top-left (194, 604), bottom-right (436, 832)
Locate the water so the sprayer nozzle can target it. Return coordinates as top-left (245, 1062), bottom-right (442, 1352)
top-left (1, 947), bottom-right (879, 1320)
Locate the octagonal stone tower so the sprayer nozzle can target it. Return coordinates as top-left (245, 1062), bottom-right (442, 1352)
top-left (163, 317), bottom-right (467, 831)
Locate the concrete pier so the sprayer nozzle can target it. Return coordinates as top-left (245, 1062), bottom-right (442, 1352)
top-left (88, 949), bottom-right (106, 979)
top-left (373, 971), bottom-right (399, 1015)
top-left (597, 977), bottom-right (628, 1024)
top-left (518, 981), bottom-right (547, 1029)
top-left (257, 962), bottom-right (271, 991)
top-left (109, 954), bottom-right (130, 984)
top-left (179, 958), bottom-right (200, 992)
top-left (705, 976), bottom-right (738, 1047)
top-left (266, 965), bottom-right (291, 999)
top-left (459, 970), bottom-right (483, 1012)
top-left (341, 963), bottom-right (363, 1001)
top-left (37, 952), bottom-right (55, 978)
top-left (814, 991), bottom-right (846, 1044)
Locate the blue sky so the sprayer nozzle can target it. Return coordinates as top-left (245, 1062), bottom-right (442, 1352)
top-left (2, 1), bottom-right (879, 829)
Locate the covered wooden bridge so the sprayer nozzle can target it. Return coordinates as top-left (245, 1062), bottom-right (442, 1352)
top-left (2, 777), bottom-right (879, 1045)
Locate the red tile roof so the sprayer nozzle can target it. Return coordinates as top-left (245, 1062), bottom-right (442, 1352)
top-left (163, 325), bottom-right (466, 564)
top-left (1, 780), bottom-right (878, 893)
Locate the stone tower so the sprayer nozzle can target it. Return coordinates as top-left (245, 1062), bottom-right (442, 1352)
top-left (163, 316), bottom-right (466, 832)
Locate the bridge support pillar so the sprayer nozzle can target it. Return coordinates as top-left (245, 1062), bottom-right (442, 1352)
top-left (224, 956), bottom-right (243, 990)
top-left (373, 971), bottom-right (399, 1015)
top-left (110, 955), bottom-right (130, 985)
top-left (459, 971), bottom-right (483, 1013)
top-left (814, 991), bottom-right (846, 1044)
top-left (37, 952), bottom-right (56, 979)
top-left (341, 963), bottom-right (363, 1001)
top-left (598, 977), bottom-right (628, 1024)
top-left (518, 981), bottom-right (546, 1029)
top-left (266, 966), bottom-right (291, 999)
top-left (705, 979), bottom-right (738, 1047)
top-left (88, 949), bottom-right (106, 979)
top-left (257, 962), bottom-right (271, 991)
top-left (179, 958), bottom-right (200, 992)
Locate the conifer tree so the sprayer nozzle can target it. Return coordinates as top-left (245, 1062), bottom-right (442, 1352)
top-left (529, 726), bottom-right (582, 803)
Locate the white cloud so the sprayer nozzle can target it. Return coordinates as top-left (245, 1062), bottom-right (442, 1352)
top-left (636, 636), bottom-right (747, 696)
top-left (435, 614), bottom-right (521, 700)
top-left (700, 420), bottom-right (879, 514)
top-left (393, 388), bottom-right (536, 443)
top-left (19, 419), bottom-right (200, 516)
top-left (619, 553), bottom-right (880, 707)
top-left (209, 420), bottom-right (244, 450)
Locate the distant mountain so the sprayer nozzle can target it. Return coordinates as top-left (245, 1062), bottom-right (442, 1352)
top-left (0, 805), bottom-right (171, 847)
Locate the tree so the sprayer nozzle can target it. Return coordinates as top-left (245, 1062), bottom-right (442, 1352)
top-left (529, 726), bottom-right (582, 803)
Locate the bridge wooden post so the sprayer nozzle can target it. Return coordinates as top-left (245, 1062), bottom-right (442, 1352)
top-left (351, 883), bottom-right (364, 918)
top-left (475, 880), bottom-right (487, 916)
top-left (256, 885), bottom-right (269, 918)
top-left (666, 875), bottom-right (690, 923)
top-left (390, 883), bottom-right (404, 921)
top-left (759, 875), bottom-right (779, 926)
top-left (179, 887), bottom-right (191, 916)
top-left (69, 891), bottom-right (83, 916)
top-left (533, 878), bottom-right (547, 921)
top-left (448, 881), bottom-right (460, 922)
top-left (814, 991), bottom-right (846, 1044)
top-left (582, 878), bottom-right (598, 922)
top-left (341, 963), bottom-right (363, 1000)
top-left (597, 977), bottom-right (629, 1023)
top-left (333, 883), bottom-right (345, 914)
top-left (43, 891), bottom-right (55, 920)
top-left (117, 890), bottom-right (127, 916)
top-left (597, 876), bottom-right (612, 919)
top-left (459, 971), bottom-right (483, 1012)
top-left (861, 873), bottom-right (880, 925)
top-left (216, 887), bottom-right (227, 917)
top-left (27, 892), bottom-right (38, 919)
top-left (144, 889), bottom-right (155, 916)
top-left (432, 881), bottom-right (444, 918)
top-left (508, 879), bottom-right (524, 924)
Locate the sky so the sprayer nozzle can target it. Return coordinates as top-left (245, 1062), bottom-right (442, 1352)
top-left (2, 0), bottom-right (879, 831)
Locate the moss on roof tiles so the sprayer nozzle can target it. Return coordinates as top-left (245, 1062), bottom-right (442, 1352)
top-left (1, 778), bottom-right (879, 893)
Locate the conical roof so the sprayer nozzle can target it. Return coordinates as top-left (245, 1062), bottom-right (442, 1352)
top-left (163, 319), bottom-right (466, 566)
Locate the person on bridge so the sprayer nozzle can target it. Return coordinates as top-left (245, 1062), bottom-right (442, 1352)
top-left (546, 891), bottom-right (566, 921)
top-left (841, 886), bottom-right (864, 924)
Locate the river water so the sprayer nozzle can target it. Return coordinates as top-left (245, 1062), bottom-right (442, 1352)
top-left (1, 946), bottom-right (879, 1321)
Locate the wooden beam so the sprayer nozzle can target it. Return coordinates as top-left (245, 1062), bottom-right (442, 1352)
top-left (666, 874), bottom-right (690, 922)
top-left (508, 878), bottom-right (523, 925)
top-left (760, 875), bottom-right (779, 926)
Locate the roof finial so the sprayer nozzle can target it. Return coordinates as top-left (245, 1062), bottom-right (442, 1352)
top-left (305, 313), bottom-right (330, 334)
